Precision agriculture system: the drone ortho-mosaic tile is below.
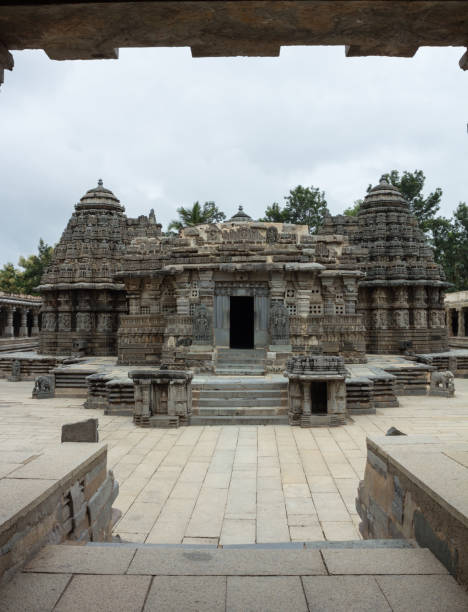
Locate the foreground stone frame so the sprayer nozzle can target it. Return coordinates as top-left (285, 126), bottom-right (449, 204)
top-left (357, 435), bottom-right (468, 589)
top-left (0, 1), bottom-right (467, 77)
top-left (0, 443), bottom-right (118, 584)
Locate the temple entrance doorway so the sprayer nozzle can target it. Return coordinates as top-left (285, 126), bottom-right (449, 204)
top-left (311, 381), bottom-right (328, 414)
top-left (230, 296), bottom-right (254, 349)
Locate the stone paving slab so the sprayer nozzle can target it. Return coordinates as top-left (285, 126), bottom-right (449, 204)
top-left (302, 575), bottom-right (391, 611)
top-left (6, 545), bottom-right (468, 611)
top-left (25, 545), bottom-right (136, 575)
top-left (375, 574), bottom-right (468, 612)
top-left (54, 575), bottom-right (151, 612)
top-left (0, 572), bottom-right (71, 612)
top-left (145, 576), bottom-right (226, 611)
top-left (128, 547), bottom-right (327, 576)
top-left (322, 548), bottom-right (448, 575)
top-left (226, 576), bottom-right (308, 612)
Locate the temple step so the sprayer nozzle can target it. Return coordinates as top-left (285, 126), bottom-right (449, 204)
top-left (190, 414), bottom-right (289, 425)
top-left (197, 397), bottom-right (284, 408)
top-left (215, 368), bottom-right (266, 376)
top-left (215, 348), bottom-right (267, 375)
top-left (196, 407), bottom-right (287, 416)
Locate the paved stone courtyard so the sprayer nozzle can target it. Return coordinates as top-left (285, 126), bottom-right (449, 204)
top-left (1, 380), bottom-right (468, 546)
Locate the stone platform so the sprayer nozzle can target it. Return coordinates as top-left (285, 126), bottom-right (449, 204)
top-left (1, 542), bottom-right (467, 611)
top-left (0, 441), bottom-right (117, 584)
top-left (357, 434), bottom-right (468, 588)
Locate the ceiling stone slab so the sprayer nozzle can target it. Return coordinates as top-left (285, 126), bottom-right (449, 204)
top-left (0, 1), bottom-right (467, 62)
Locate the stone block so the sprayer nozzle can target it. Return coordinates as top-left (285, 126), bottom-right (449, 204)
top-left (61, 418), bottom-right (99, 443)
top-left (0, 572), bottom-right (71, 612)
top-left (54, 574), bottom-right (151, 612)
top-left (376, 575), bottom-right (468, 612)
top-left (227, 576), bottom-right (307, 612)
top-left (145, 576), bottom-right (226, 611)
top-left (302, 576), bottom-right (391, 611)
top-left (128, 548), bottom-right (326, 576)
top-left (25, 544), bottom-right (136, 574)
top-left (322, 548), bottom-right (448, 575)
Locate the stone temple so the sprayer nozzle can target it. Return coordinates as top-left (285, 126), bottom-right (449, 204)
top-left (37, 176), bottom-right (448, 368)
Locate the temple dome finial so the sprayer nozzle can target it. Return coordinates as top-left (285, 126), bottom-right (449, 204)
top-left (229, 205), bottom-right (253, 223)
top-left (98, 178), bottom-right (103, 187)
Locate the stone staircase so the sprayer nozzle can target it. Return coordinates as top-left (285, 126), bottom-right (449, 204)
top-left (192, 379), bottom-right (288, 425)
top-left (11, 540), bottom-right (468, 611)
top-left (215, 348), bottom-right (266, 376)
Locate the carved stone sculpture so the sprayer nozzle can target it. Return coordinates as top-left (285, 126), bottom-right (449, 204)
top-left (8, 359), bottom-right (21, 382)
top-left (430, 370), bottom-right (455, 397)
top-left (32, 375), bottom-right (55, 399)
top-left (270, 301), bottom-right (289, 345)
top-left (193, 304), bottom-right (211, 344)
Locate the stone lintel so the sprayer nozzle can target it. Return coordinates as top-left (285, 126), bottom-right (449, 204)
top-left (45, 45), bottom-right (119, 61)
top-left (345, 43), bottom-right (418, 58)
top-left (191, 42), bottom-right (280, 58)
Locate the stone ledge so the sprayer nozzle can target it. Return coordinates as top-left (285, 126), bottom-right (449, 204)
top-left (0, 443), bottom-right (117, 583)
top-left (357, 435), bottom-right (468, 588)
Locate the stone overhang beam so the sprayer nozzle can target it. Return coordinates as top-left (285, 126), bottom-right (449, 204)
top-left (0, 1), bottom-right (468, 88)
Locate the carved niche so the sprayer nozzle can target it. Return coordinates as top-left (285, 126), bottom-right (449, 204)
top-left (43, 312), bottom-right (56, 332)
top-left (270, 301), bottom-right (290, 344)
top-left (97, 313), bottom-right (113, 332)
top-left (58, 313), bottom-right (71, 332)
top-left (192, 304), bottom-right (211, 344)
top-left (77, 312), bottom-right (93, 332)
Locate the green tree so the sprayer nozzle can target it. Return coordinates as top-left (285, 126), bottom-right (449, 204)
top-left (0, 239), bottom-right (54, 295)
top-left (18, 238), bottom-right (54, 294)
top-left (343, 200), bottom-right (362, 217)
top-left (379, 170), bottom-right (442, 234)
top-left (0, 262), bottom-right (23, 294)
top-left (260, 185), bottom-right (329, 234)
top-left (168, 201), bottom-right (226, 232)
top-left (439, 203), bottom-right (468, 291)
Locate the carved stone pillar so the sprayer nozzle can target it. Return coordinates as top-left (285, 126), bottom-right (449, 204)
top-left (198, 269), bottom-right (214, 308)
top-left (32, 311), bottom-right (40, 335)
top-left (321, 277), bottom-right (335, 315)
top-left (4, 307), bottom-right (14, 337)
top-left (302, 381), bottom-right (311, 415)
top-left (19, 309), bottom-right (28, 337)
top-left (269, 272), bottom-right (286, 302)
top-left (458, 308), bottom-right (465, 337)
top-left (296, 274), bottom-right (311, 317)
top-left (344, 278), bottom-right (358, 315)
top-left (176, 272), bottom-right (190, 316)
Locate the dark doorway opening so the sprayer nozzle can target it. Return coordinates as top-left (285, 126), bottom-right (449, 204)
top-left (311, 381), bottom-right (328, 414)
top-left (451, 309), bottom-right (459, 336)
top-left (230, 296), bottom-right (254, 349)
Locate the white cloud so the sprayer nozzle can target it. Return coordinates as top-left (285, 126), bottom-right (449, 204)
top-left (0, 45), bottom-right (467, 263)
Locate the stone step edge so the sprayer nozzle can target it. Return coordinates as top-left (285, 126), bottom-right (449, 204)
top-left (88, 539), bottom-right (418, 550)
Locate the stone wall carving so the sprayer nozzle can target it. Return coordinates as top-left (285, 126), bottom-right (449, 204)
top-left (77, 312), bottom-right (93, 332)
top-left (270, 301), bottom-right (289, 344)
top-left (192, 304), bottom-right (211, 344)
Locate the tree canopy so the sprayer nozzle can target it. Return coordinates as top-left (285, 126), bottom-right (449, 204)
top-left (0, 239), bottom-right (54, 295)
top-left (260, 185), bottom-right (329, 234)
top-left (380, 169), bottom-right (442, 234)
top-left (168, 201), bottom-right (226, 232)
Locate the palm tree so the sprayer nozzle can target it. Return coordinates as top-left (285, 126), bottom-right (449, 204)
top-left (168, 201), bottom-right (226, 232)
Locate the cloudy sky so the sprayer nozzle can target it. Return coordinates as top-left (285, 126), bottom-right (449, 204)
top-left (0, 45), bottom-right (467, 265)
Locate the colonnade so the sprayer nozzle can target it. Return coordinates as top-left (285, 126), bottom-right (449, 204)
top-left (0, 294), bottom-right (41, 338)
